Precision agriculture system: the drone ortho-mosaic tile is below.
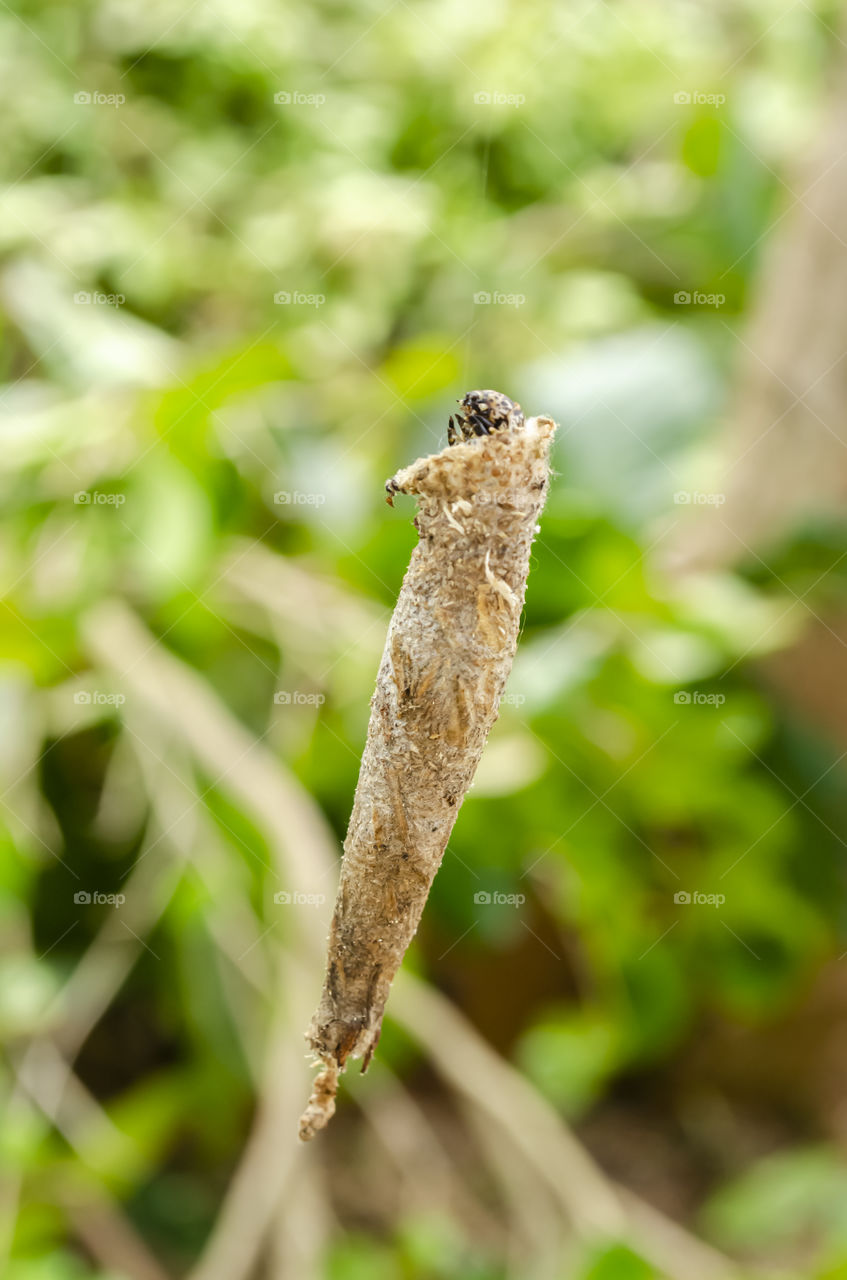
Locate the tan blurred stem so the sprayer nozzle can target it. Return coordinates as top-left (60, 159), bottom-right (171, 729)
top-left (122, 739), bottom-right (329, 1280)
top-left (82, 602), bottom-right (337, 939)
top-left (219, 539), bottom-right (386, 667)
top-left (133, 721), bottom-right (498, 1275)
top-left (20, 720), bottom-right (262, 1079)
top-left (188, 1014), bottom-right (317, 1280)
top-left (394, 973), bottom-right (738, 1280)
top-left (84, 599), bottom-right (745, 1280)
top-left (303, 418), bottom-right (557, 1134)
top-left (0, 1181), bottom-right (19, 1279)
top-left (131, 729), bottom-right (496, 1280)
top-left (41, 814), bottom-right (192, 1062)
top-left (34, 613), bottom-right (332, 1280)
top-left (99, 718), bottom-right (327, 1280)
top-left (114, 735), bottom-right (318, 1280)
top-left (135, 737), bottom-right (493, 1280)
top-left (9, 737), bottom-right (266, 1280)
top-left (463, 1102), bottom-right (569, 1280)
top-left (10, 1040), bottom-right (171, 1280)
top-left (356, 1060), bottom-right (500, 1242)
top-left (668, 41), bottom-right (847, 573)
top-left (63, 1193), bottom-right (172, 1280)
top-left (267, 1140), bottom-right (332, 1280)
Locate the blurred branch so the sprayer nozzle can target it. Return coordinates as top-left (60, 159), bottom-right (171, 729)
top-left (267, 1145), bottom-right (332, 1280)
top-left (463, 1100), bottom-right (568, 1280)
top-left (99, 677), bottom-right (329, 1280)
top-left (394, 972), bottom-right (741, 1280)
top-left (83, 599), bottom-right (338, 920)
top-left (8, 1041), bottom-right (171, 1280)
top-left (12, 1037), bottom-right (139, 1176)
top-left (43, 823), bottom-right (189, 1062)
top-left (127, 730), bottom-right (276, 1001)
top-left (393, 973), bottom-right (625, 1235)
top-left (129, 720), bottom-right (498, 1278)
top-left (13, 695), bottom-right (307, 1280)
top-left (187, 1020), bottom-right (316, 1280)
top-left (220, 540), bottom-right (386, 660)
top-left (83, 597), bottom-right (745, 1279)
top-left (105, 717), bottom-right (328, 1280)
top-left (357, 1059), bottom-right (500, 1241)
top-left (0, 1142), bottom-right (21, 1275)
top-left (671, 43), bottom-right (847, 571)
top-left (62, 1191), bottom-right (173, 1280)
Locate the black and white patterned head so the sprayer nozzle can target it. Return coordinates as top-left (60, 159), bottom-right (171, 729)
top-left (448, 389), bottom-right (524, 445)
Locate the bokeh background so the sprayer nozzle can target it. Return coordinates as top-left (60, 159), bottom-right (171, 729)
top-left (4, 1), bottom-right (847, 1277)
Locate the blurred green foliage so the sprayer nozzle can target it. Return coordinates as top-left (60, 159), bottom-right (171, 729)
top-left (2, 0), bottom-right (847, 1277)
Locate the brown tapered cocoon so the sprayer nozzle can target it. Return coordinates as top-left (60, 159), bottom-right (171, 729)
top-left (299, 414), bottom-right (557, 1140)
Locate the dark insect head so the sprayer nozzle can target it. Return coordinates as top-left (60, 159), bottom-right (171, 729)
top-left (387, 388), bottom-right (526, 499)
top-left (448, 388), bottom-right (524, 446)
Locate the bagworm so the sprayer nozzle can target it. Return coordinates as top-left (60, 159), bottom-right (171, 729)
top-left (299, 397), bottom-right (557, 1140)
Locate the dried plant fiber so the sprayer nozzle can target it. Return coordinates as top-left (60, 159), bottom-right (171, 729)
top-left (299, 412), bottom-right (557, 1139)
